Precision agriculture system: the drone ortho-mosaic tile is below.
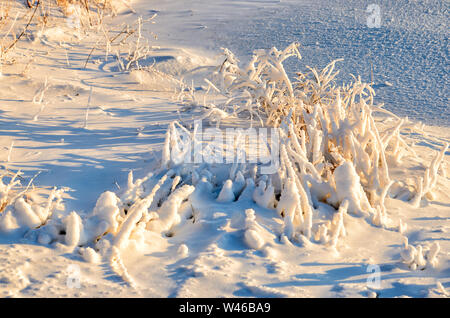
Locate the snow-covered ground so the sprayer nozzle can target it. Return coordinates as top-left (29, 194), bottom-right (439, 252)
top-left (0, 0), bottom-right (448, 298)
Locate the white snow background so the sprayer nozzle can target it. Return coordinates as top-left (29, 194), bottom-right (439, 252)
top-left (0, 0), bottom-right (448, 298)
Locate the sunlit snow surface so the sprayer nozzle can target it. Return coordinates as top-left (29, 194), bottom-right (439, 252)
top-left (0, 0), bottom-right (449, 298)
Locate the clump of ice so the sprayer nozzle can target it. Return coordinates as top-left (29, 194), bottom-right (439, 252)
top-left (0, 175), bottom-right (64, 236)
top-left (79, 247), bottom-right (101, 264)
top-left (400, 237), bottom-right (440, 270)
top-left (110, 246), bottom-right (136, 287)
top-left (178, 244), bottom-right (189, 257)
top-left (37, 232), bottom-right (52, 245)
top-left (147, 184), bottom-right (195, 234)
top-left (217, 180), bottom-right (235, 203)
top-left (277, 177), bottom-right (302, 239)
top-left (91, 191), bottom-right (121, 236)
top-left (252, 180), bottom-right (275, 209)
top-left (243, 209), bottom-right (265, 250)
top-left (13, 198), bottom-right (42, 229)
top-left (332, 162), bottom-right (373, 216)
top-left (63, 211), bottom-right (83, 247)
top-left (426, 242), bottom-right (440, 268)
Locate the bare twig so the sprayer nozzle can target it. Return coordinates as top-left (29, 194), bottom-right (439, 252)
top-left (4, 0), bottom-right (40, 54)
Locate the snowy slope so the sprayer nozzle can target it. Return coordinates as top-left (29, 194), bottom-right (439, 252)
top-left (0, 0), bottom-right (448, 298)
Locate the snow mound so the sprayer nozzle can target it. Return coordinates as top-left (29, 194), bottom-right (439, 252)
top-left (0, 172), bottom-right (65, 237)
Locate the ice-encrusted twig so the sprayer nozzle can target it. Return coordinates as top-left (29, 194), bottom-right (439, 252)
top-left (411, 142), bottom-right (448, 205)
top-left (83, 86), bottom-right (93, 129)
top-left (114, 173), bottom-right (169, 249)
top-left (147, 184), bottom-right (195, 234)
top-left (330, 199), bottom-right (348, 248)
top-left (32, 77), bottom-right (49, 105)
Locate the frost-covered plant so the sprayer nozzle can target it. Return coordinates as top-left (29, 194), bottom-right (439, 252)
top-left (411, 142), bottom-right (448, 206)
top-left (200, 43), bottom-right (443, 243)
top-left (108, 15), bottom-right (156, 72)
top-left (400, 237), bottom-right (440, 270)
top-left (0, 171), bottom-right (21, 214)
top-left (0, 170), bottom-right (64, 234)
top-left (211, 43), bottom-right (301, 126)
top-left (85, 43), bottom-right (446, 257)
top-left (49, 0), bottom-right (129, 16)
top-left (0, 1), bottom-right (29, 73)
